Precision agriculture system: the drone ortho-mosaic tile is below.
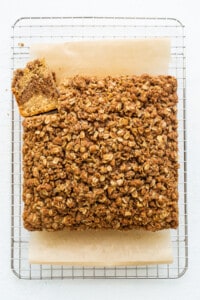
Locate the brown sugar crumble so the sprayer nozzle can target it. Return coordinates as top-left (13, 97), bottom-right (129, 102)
top-left (18, 42), bottom-right (24, 47)
top-left (22, 74), bottom-right (179, 232)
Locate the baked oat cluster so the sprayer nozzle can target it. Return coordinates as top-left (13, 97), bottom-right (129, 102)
top-left (22, 74), bottom-right (179, 232)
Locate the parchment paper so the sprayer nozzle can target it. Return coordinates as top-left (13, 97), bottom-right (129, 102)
top-left (30, 230), bottom-right (172, 265)
top-left (29, 38), bottom-right (173, 266)
top-left (30, 38), bottom-right (171, 83)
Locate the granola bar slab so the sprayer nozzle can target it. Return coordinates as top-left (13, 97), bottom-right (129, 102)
top-left (23, 74), bottom-right (178, 232)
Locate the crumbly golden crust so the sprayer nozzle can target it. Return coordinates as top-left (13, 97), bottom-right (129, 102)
top-left (22, 75), bottom-right (178, 232)
top-left (12, 59), bottom-right (58, 117)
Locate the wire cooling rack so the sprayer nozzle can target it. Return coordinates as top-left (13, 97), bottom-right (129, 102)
top-left (11, 17), bottom-right (187, 279)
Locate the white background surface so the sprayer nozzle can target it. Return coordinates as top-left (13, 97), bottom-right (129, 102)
top-left (0, 0), bottom-right (199, 299)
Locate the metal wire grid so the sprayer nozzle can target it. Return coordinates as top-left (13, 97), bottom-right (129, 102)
top-left (11, 17), bottom-right (187, 280)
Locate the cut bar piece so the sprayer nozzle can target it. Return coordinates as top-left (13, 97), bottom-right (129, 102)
top-left (22, 74), bottom-right (179, 232)
top-left (12, 59), bottom-right (58, 117)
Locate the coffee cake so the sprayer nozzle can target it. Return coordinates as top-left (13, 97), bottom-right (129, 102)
top-left (22, 75), bottom-right (179, 232)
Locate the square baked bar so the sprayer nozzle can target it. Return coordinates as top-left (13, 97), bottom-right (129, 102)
top-left (23, 75), bottom-right (179, 231)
